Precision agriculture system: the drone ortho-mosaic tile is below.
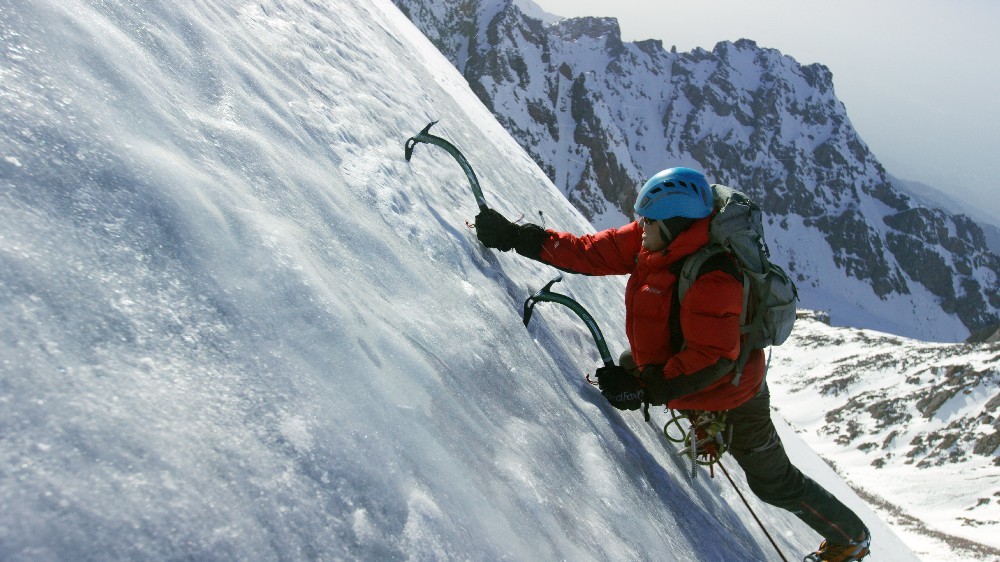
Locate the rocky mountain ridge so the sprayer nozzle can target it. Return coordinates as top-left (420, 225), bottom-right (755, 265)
top-left (392, 0), bottom-right (1000, 342)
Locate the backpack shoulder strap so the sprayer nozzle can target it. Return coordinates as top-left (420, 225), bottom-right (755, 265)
top-left (677, 245), bottom-right (741, 302)
top-left (670, 245), bottom-right (742, 355)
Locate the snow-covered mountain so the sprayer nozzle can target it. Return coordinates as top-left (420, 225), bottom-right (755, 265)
top-left (0, 0), bottom-right (923, 560)
top-left (770, 311), bottom-right (1000, 561)
top-left (392, 0), bottom-right (1000, 343)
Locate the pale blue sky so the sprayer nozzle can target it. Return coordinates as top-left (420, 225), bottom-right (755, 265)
top-left (530, 0), bottom-right (1000, 224)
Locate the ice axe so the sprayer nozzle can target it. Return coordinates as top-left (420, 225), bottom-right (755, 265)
top-left (522, 275), bottom-right (614, 368)
top-left (404, 121), bottom-right (488, 211)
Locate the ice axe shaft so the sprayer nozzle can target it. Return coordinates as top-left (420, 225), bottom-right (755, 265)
top-left (522, 275), bottom-right (614, 367)
top-left (404, 121), bottom-right (488, 211)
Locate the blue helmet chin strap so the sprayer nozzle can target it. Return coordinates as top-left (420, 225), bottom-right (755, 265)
top-left (658, 220), bottom-right (674, 243)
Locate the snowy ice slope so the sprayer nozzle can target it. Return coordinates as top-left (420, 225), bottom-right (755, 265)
top-left (1, 0), bottom-right (913, 560)
top-left (770, 312), bottom-right (1000, 561)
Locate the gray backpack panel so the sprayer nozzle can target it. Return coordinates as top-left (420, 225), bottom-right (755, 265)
top-left (676, 185), bottom-right (798, 384)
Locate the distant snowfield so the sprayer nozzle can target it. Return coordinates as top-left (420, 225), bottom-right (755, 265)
top-left (770, 315), bottom-right (1000, 561)
top-left (0, 0), bottom-right (945, 560)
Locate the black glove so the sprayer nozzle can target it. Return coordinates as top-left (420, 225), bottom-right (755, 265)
top-left (475, 208), bottom-right (550, 259)
top-left (595, 365), bottom-right (643, 411)
top-left (639, 364), bottom-right (677, 406)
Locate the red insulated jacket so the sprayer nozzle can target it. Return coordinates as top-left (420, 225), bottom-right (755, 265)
top-left (537, 218), bottom-right (765, 412)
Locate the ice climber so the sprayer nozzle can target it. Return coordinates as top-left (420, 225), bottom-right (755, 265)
top-left (474, 167), bottom-right (872, 562)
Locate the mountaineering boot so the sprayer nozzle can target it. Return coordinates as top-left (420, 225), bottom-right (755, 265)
top-left (803, 528), bottom-right (870, 561)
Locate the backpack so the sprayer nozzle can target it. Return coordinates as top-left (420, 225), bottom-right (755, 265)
top-left (671, 184), bottom-right (798, 385)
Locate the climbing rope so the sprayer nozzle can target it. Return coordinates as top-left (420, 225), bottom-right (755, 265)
top-left (718, 459), bottom-right (790, 562)
top-left (663, 409), bottom-right (789, 562)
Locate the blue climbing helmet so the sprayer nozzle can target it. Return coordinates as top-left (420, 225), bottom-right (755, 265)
top-left (634, 167), bottom-right (713, 220)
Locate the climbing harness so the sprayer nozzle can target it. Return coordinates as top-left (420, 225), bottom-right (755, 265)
top-left (662, 409), bottom-right (732, 479)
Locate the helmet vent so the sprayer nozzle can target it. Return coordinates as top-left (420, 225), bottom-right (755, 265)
top-left (635, 167), bottom-right (712, 220)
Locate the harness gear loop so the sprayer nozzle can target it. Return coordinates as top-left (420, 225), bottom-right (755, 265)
top-left (663, 410), bottom-right (731, 479)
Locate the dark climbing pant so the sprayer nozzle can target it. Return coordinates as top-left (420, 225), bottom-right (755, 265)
top-left (726, 383), bottom-right (867, 543)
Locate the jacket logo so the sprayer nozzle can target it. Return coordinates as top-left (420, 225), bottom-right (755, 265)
top-left (642, 286), bottom-right (662, 295)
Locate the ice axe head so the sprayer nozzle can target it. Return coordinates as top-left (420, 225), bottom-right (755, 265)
top-left (522, 297), bottom-right (536, 328)
top-left (404, 121), bottom-right (438, 162)
top-left (521, 275), bottom-right (564, 327)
